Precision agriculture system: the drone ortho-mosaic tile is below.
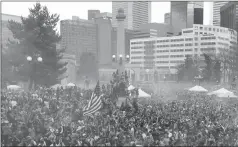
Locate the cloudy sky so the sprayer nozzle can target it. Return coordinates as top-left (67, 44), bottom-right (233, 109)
top-left (2, 2), bottom-right (212, 31)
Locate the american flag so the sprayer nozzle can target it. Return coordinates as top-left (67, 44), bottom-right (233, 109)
top-left (82, 81), bottom-right (103, 117)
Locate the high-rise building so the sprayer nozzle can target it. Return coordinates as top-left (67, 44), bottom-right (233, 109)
top-left (164, 13), bottom-right (170, 24)
top-left (220, 2), bottom-right (238, 34)
top-left (170, 2), bottom-right (204, 34)
top-left (112, 2), bottom-right (151, 30)
top-left (94, 17), bottom-right (112, 66)
top-left (60, 16), bottom-right (97, 64)
top-left (88, 10), bottom-right (101, 20)
top-left (213, 2), bottom-right (228, 26)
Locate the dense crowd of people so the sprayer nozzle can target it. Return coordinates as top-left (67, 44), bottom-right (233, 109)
top-left (1, 72), bottom-right (238, 146)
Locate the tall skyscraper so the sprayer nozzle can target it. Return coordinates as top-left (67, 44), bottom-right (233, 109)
top-left (213, 2), bottom-right (228, 26)
top-left (164, 13), bottom-right (170, 24)
top-left (112, 2), bottom-right (151, 30)
top-left (170, 2), bottom-right (204, 34)
top-left (88, 10), bottom-right (100, 20)
top-left (220, 2), bottom-right (238, 32)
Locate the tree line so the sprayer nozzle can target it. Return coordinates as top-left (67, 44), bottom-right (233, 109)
top-left (177, 52), bottom-right (238, 83)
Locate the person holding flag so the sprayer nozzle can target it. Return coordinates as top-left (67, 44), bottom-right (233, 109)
top-left (82, 81), bottom-right (103, 117)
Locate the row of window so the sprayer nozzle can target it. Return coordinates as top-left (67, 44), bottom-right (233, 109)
top-left (157, 40), bottom-right (170, 43)
top-left (131, 46), bottom-right (143, 49)
top-left (157, 45), bottom-right (170, 48)
top-left (171, 44), bottom-right (184, 47)
top-left (170, 49), bottom-right (184, 52)
top-left (195, 26), bottom-right (228, 33)
top-left (201, 42), bottom-right (216, 45)
top-left (185, 43), bottom-right (193, 46)
top-left (156, 60), bottom-right (184, 64)
top-left (217, 42), bottom-right (229, 47)
top-left (200, 48), bottom-right (216, 52)
top-left (201, 36), bottom-right (216, 40)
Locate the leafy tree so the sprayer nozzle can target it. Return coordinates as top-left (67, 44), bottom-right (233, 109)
top-left (213, 59), bottom-right (221, 82)
top-left (7, 3), bottom-right (67, 88)
top-left (176, 64), bottom-right (185, 81)
top-left (203, 53), bottom-right (212, 81)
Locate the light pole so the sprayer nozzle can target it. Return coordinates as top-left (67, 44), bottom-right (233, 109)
top-left (27, 55), bottom-right (43, 91)
top-left (112, 54), bottom-right (130, 74)
top-left (195, 75), bottom-right (203, 86)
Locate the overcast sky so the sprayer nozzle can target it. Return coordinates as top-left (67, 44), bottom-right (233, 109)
top-left (2, 2), bottom-right (212, 31)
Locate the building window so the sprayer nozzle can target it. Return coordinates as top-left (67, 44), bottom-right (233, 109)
top-left (209, 28), bottom-right (212, 31)
top-left (195, 32), bottom-right (198, 35)
top-left (200, 27), bottom-right (203, 30)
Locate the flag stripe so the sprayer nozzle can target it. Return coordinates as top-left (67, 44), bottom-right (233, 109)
top-left (83, 94), bottom-right (103, 116)
top-left (84, 96), bottom-right (102, 115)
top-left (83, 102), bottom-right (102, 116)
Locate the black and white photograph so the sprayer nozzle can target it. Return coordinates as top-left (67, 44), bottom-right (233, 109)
top-left (1, 1), bottom-right (238, 146)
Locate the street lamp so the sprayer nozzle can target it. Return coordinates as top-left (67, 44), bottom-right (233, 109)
top-left (195, 75), bottom-right (203, 86)
top-left (26, 55), bottom-right (43, 91)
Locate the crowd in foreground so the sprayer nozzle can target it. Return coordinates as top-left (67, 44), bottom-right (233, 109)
top-left (2, 70), bottom-right (238, 146)
top-left (2, 85), bottom-right (238, 146)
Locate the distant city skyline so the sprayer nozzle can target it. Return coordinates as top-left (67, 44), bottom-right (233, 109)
top-left (2, 2), bottom-right (213, 32)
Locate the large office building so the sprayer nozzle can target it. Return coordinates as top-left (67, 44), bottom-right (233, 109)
top-left (60, 16), bottom-right (97, 64)
top-left (220, 2), bottom-right (238, 36)
top-left (112, 2), bottom-right (151, 30)
top-left (213, 2), bottom-right (228, 26)
top-left (170, 2), bottom-right (204, 34)
top-left (129, 24), bottom-right (237, 82)
top-left (94, 17), bottom-right (113, 66)
top-left (164, 13), bottom-right (170, 24)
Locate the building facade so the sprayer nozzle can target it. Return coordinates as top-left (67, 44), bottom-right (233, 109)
top-left (112, 2), bottom-right (151, 30)
top-left (94, 17), bottom-right (112, 66)
top-left (139, 23), bottom-right (174, 37)
top-left (60, 16), bottom-right (97, 64)
top-left (220, 2), bottom-right (238, 35)
top-left (170, 2), bottom-right (204, 34)
top-left (133, 29), bottom-right (158, 39)
top-left (129, 24), bottom-right (237, 82)
top-left (213, 2), bottom-right (228, 26)
top-left (88, 10), bottom-right (101, 20)
top-left (164, 13), bottom-right (170, 24)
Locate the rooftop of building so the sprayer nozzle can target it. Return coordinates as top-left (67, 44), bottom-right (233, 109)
top-left (2, 13), bottom-right (22, 22)
top-left (130, 24), bottom-right (237, 41)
